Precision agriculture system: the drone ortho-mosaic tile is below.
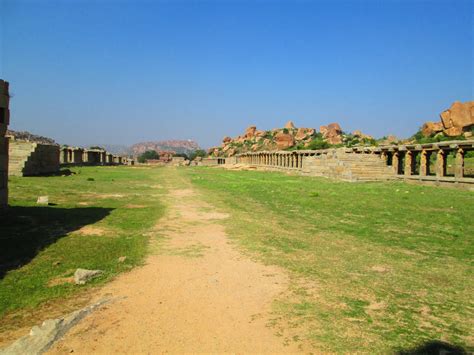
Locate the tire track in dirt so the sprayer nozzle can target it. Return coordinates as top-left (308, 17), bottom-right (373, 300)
top-left (48, 169), bottom-right (300, 354)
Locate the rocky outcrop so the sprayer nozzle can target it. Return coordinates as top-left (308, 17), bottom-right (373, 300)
top-left (274, 132), bottom-right (295, 149)
top-left (320, 123), bottom-right (343, 145)
top-left (440, 101), bottom-right (474, 136)
top-left (212, 121), bottom-right (368, 157)
top-left (420, 101), bottom-right (474, 137)
top-left (421, 122), bottom-right (444, 137)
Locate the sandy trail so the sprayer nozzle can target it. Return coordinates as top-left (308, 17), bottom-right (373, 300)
top-left (48, 172), bottom-right (299, 354)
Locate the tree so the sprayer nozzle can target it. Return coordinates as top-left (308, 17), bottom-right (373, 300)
top-left (138, 150), bottom-right (160, 163)
top-left (189, 149), bottom-right (207, 160)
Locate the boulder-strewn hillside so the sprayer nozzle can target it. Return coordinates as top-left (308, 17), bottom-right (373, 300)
top-left (130, 140), bottom-right (200, 156)
top-left (209, 121), bottom-right (386, 157)
top-left (420, 101), bottom-right (474, 139)
top-left (6, 130), bottom-right (57, 145)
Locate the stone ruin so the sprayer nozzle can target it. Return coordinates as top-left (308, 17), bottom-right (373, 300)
top-left (0, 80), bottom-right (10, 208)
top-left (60, 146), bottom-right (134, 167)
top-left (227, 139), bottom-right (474, 187)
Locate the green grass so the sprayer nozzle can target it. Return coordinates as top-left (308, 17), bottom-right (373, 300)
top-left (183, 167), bottom-right (474, 353)
top-left (0, 166), bottom-right (166, 320)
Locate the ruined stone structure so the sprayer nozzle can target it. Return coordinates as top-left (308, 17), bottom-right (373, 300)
top-left (9, 139), bottom-right (60, 176)
top-left (233, 140), bottom-right (474, 187)
top-left (60, 147), bottom-right (84, 165)
top-left (0, 80), bottom-right (10, 207)
top-left (379, 140), bottom-right (474, 184)
top-left (59, 147), bottom-right (132, 167)
top-left (200, 158), bottom-right (221, 166)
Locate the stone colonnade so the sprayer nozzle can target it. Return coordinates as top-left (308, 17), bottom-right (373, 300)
top-left (60, 147), bottom-right (134, 166)
top-left (379, 140), bottom-right (474, 180)
top-left (236, 151), bottom-right (319, 169)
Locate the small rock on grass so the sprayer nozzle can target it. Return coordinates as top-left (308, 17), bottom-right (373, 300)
top-left (37, 196), bottom-right (49, 205)
top-left (74, 269), bottom-right (103, 285)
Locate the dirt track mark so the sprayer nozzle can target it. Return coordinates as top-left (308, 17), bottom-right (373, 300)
top-left (48, 169), bottom-right (299, 354)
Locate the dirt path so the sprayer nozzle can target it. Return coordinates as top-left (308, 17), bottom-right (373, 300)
top-left (48, 169), bottom-right (300, 354)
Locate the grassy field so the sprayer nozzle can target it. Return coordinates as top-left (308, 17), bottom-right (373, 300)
top-left (0, 166), bottom-right (166, 332)
top-left (184, 167), bottom-right (473, 353)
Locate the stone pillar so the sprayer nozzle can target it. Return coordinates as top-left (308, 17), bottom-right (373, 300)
top-left (392, 152), bottom-right (400, 174)
top-left (455, 148), bottom-right (464, 179)
top-left (381, 151), bottom-right (388, 164)
top-left (0, 80), bottom-right (10, 208)
top-left (420, 150), bottom-right (430, 176)
top-left (436, 149), bottom-right (447, 178)
top-left (404, 151), bottom-right (414, 176)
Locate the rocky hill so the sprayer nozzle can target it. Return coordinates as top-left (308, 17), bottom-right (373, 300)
top-left (130, 140), bottom-right (200, 156)
top-left (209, 121), bottom-right (387, 157)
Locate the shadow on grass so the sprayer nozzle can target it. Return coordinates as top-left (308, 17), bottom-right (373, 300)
top-left (0, 206), bottom-right (113, 278)
top-left (398, 340), bottom-right (467, 355)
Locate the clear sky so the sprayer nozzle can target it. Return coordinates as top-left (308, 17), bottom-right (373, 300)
top-left (1, 0), bottom-right (472, 148)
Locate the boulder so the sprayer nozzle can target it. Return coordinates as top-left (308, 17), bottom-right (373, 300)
top-left (421, 121), bottom-right (444, 137)
top-left (37, 196), bottom-right (49, 205)
top-left (274, 132), bottom-right (295, 149)
top-left (327, 135), bottom-right (343, 145)
top-left (444, 126), bottom-right (463, 137)
top-left (284, 121), bottom-right (296, 129)
top-left (255, 130), bottom-right (266, 137)
top-left (440, 101), bottom-right (474, 135)
top-left (222, 136), bottom-right (232, 144)
top-left (244, 125), bottom-right (257, 138)
top-left (352, 129), bottom-right (374, 140)
top-left (327, 123), bottom-right (342, 133)
top-left (74, 269), bottom-right (103, 285)
top-left (295, 128), bottom-right (314, 141)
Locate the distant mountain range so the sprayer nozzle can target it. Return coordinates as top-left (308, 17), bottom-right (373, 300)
top-left (102, 140), bottom-right (201, 157)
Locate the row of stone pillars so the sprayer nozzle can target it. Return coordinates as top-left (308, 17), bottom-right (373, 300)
top-left (237, 152), bottom-right (309, 169)
top-left (381, 148), bottom-right (468, 179)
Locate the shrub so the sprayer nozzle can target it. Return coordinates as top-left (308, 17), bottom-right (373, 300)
top-left (137, 150), bottom-right (159, 163)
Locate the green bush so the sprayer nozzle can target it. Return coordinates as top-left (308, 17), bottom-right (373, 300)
top-left (137, 150), bottom-right (160, 163)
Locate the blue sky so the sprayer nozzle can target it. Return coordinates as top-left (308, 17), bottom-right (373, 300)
top-left (1, 0), bottom-right (472, 148)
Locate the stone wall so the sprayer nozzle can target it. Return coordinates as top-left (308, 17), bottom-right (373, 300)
top-left (302, 149), bottom-right (394, 182)
top-left (9, 140), bottom-right (60, 176)
top-left (200, 158), bottom-right (219, 166)
top-left (0, 80), bottom-right (10, 208)
top-left (234, 141), bottom-right (474, 186)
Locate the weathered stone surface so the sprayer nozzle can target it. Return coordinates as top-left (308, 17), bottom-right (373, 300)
top-left (440, 101), bottom-right (474, 134)
top-left (9, 140), bottom-right (60, 176)
top-left (284, 121), bottom-right (296, 129)
top-left (222, 136), bottom-right (232, 144)
top-left (74, 269), bottom-right (103, 285)
top-left (421, 121), bottom-right (444, 137)
top-left (0, 299), bottom-right (110, 355)
top-left (274, 132), bottom-right (295, 149)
